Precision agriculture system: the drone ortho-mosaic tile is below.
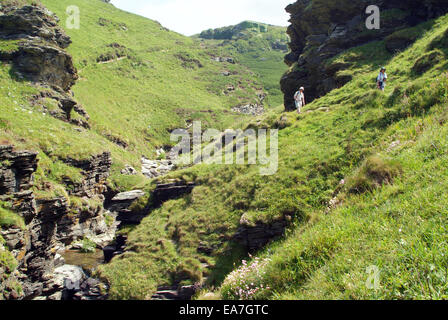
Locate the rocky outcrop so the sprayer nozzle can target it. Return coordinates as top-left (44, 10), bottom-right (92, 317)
top-left (151, 285), bottom-right (198, 301)
top-left (103, 180), bottom-right (197, 265)
top-left (152, 181), bottom-right (196, 208)
top-left (109, 190), bottom-right (146, 225)
top-left (0, 5), bottom-right (88, 128)
top-left (0, 145), bottom-right (38, 195)
top-left (62, 152), bottom-right (112, 198)
top-left (0, 5), bottom-right (77, 90)
top-left (31, 89), bottom-right (90, 129)
top-left (13, 42), bottom-right (77, 91)
top-left (281, 0), bottom-right (448, 110)
top-left (234, 215), bottom-right (292, 251)
top-left (0, 5), bottom-right (71, 48)
top-left (231, 104), bottom-right (265, 116)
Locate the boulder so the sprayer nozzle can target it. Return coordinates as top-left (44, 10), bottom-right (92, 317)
top-left (121, 165), bottom-right (137, 175)
top-left (53, 265), bottom-right (86, 291)
top-left (112, 190), bottom-right (145, 202)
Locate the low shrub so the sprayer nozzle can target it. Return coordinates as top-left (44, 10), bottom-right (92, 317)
top-left (412, 50), bottom-right (445, 74)
top-left (80, 237), bottom-right (97, 253)
top-left (346, 155), bottom-right (403, 194)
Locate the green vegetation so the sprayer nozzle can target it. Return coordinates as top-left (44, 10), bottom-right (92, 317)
top-left (0, 250), bottom-right (18, 281)
top-left (0, 39), bottom-right (20, 56)
top-left (101, 13), bottom-right (448, 300)
top-left (80, 237), bottom-right (97, 253)
top-left (0, 201), bottom-right (24, 229)
top-left (196, 21), bottom-right (289, 106)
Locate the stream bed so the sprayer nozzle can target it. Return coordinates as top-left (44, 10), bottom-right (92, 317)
top-left (62, 249), bottom-right (105, 275)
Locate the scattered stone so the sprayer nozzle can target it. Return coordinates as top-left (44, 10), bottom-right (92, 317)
top-left (141, 157), bottom-right (176, 179)
top-left (121, 165), bottom-right (137, 175)
top-left (231, 104), bottom-right (265, 116)
top-left (212, 56), bottom-right (235, 64)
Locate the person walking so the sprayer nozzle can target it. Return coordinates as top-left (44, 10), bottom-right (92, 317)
top-left (377, 67), bottom-right (388, 91)
top-left (294, 87), bottom-right (306, 114)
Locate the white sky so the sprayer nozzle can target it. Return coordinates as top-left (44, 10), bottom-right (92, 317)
top-left (110, 0), bottom-right (293, 36)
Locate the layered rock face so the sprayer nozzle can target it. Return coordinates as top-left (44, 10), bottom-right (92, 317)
top-left (281, 0), bottom-right (448, 110)
top-left (63, 152), bottom-right (112, 198)
top-left (0, 146), bottom-right (115, 300)
top-left (0, 145), bottom-right (38, 195)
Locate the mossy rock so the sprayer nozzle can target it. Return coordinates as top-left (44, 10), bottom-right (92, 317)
top-left (412, 49), bottom-right (445, 74)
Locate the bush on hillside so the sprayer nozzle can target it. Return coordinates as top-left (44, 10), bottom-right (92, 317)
top-left (429, 27), bottom-right (448, 50)
top-left (0, 204), bottom-right (24, 229)
top-left (406, 73), bottom-right (448, 115)
top-left (346, 155), bottom-right (402, 194)
top-left (412, 49), bottom-right (445, 74)
top-left (0, 250), bottom-right (18, 281)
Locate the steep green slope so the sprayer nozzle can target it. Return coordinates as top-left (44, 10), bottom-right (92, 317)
top-left (1, 0), bottom-right (265, 194)
top-left (100, 13), bottom-right (448, 300)
top-left (195, 21), bottom-right (289, 107)
top-left (216, 15), bottom-right (448, 300)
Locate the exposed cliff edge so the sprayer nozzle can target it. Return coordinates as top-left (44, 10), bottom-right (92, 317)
top-left (281, 0), bottom-right (448, 110)
top-left (0, 5), bottom-right (89, 128)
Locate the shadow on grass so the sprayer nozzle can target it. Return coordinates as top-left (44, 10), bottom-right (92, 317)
top-left (206, 241), bottom-right (248, 288)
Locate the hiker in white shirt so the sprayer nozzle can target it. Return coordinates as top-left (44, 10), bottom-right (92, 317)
top-left (294, 87), bottom-right (306, 114)
top-left (377, 67), bottom-right (388, 91)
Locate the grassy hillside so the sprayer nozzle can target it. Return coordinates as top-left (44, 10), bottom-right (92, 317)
top-left (100, 13), bottom-right (448, 300)
top-left (195, 21), bottom-right (289, 107)
top-left (1, 0), bottom-right (265, 195)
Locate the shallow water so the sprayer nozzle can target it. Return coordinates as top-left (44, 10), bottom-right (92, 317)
top-left (62, 249), bottom-right (105, 275)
